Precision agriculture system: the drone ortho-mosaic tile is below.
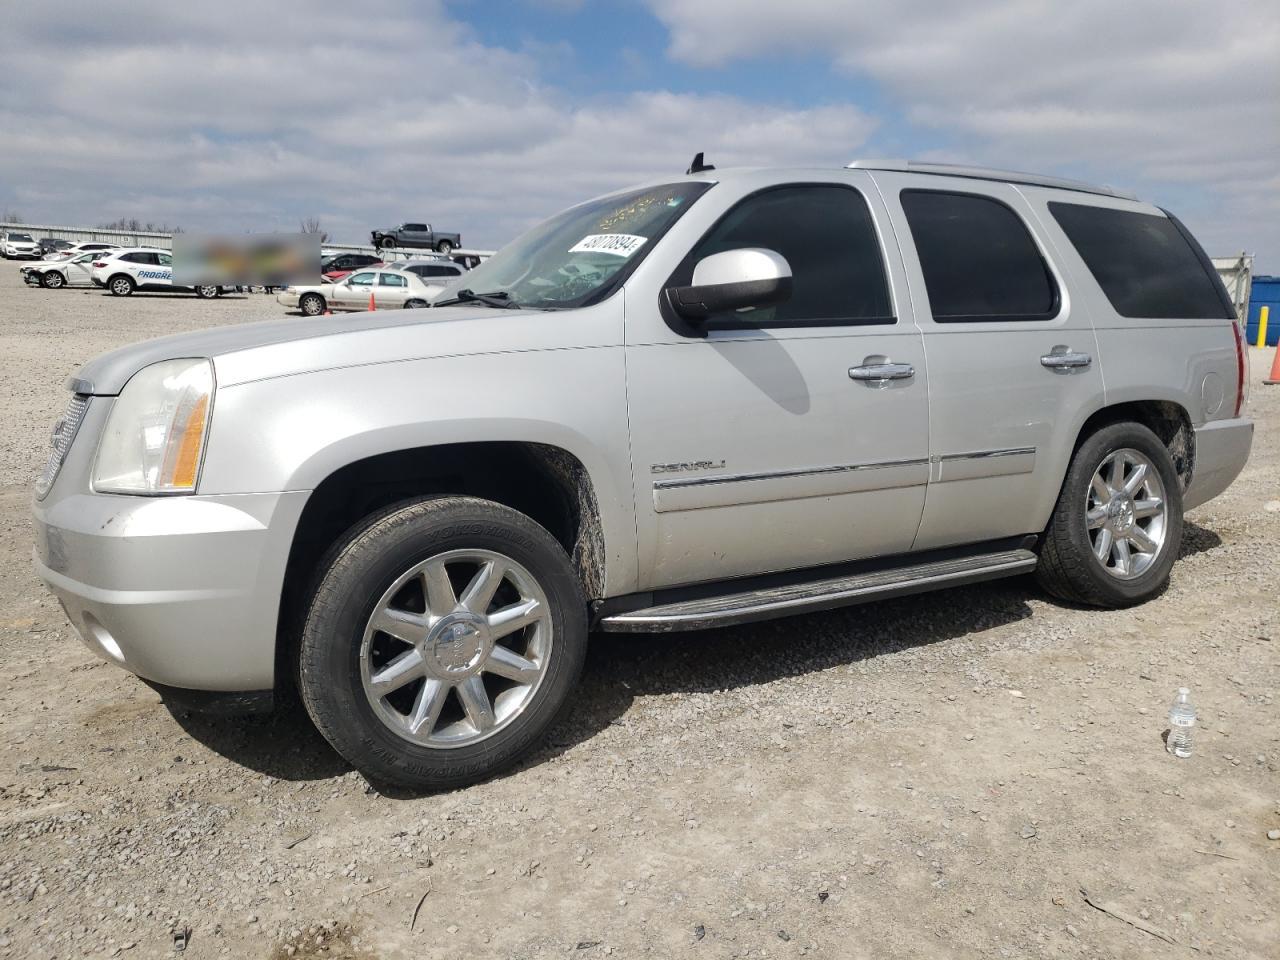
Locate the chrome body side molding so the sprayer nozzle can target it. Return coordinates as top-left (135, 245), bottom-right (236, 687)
top-left (651, 449), bottom-right (1036, 512)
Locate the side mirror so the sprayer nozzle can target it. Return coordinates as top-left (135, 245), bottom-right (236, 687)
top-left (666, 248), bottom-right (793, 321)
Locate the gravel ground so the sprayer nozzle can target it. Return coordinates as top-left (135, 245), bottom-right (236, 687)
top-left (0, 265), bottom-right (1277, 960)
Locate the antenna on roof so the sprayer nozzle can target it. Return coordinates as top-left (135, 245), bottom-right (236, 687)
top-left (686, 152), bottom-right (715, 174)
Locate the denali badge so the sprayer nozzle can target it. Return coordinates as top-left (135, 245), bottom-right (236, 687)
top-left (651, 460), bottom-right (726, 475)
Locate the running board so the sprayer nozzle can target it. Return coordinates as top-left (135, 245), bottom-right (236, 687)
top-left (597, 549), bottom-right (1037, 633)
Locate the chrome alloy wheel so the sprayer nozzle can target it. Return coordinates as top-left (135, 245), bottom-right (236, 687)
top-left (1085, 448), bottom-right (1168, 580)
top-left (359, 549), bottom-right (552, 748)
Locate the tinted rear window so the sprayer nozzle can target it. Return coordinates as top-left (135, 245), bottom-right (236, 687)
top-left (1048, 202), bottom-right (1232, 319)
top-left (900, 190), bottom-right (1057, 322)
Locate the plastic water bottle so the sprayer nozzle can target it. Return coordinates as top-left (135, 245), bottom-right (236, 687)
top-left (1167, 688), bottom-right (1196, 758)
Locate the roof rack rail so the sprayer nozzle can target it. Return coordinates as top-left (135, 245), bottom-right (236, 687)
top-left (845, 159), bottom-right (1138, 201)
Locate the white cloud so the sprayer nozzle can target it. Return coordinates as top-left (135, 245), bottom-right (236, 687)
top-left (648, 0), bottom-right (1280, 267)
top-left (2, 0), bottom-right (1272, 269)
top-left (0, 1), bottom-right (874, 248)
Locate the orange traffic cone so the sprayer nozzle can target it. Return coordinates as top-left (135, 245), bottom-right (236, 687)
top-left (368, 291), bottom-right (376, 312)
top-left (1264, 341), bottom-right (1280, 385)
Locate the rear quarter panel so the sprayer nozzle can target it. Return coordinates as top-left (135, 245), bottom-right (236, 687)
top-left (1022, 188), bottom-right (1238, 430)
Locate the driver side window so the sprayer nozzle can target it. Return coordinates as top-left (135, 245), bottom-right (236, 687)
top-left (677, 184), bottom-right (894, 329)
top-left (348, 272), bottom-right (375, 286)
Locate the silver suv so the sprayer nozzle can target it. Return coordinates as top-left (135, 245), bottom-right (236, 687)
top-left (32, 159), bottom-right (1253, 789)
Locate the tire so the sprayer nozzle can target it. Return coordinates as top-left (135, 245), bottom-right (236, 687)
top-left (435, 240), bottom-right (454, 254)
top-left (403, 299), bottom-right (427, 309)
top-left (378, 237), bottom-right (396, 251)
top-left (299, 292), bottom-right (326, 316)
top-left (195, 285), bottom-right (220, 299)
top-left (41, 271), bottom-right (65, 289)
top-left (108, 274), bottom-right (134, 297)
top-left (1036, 421), bottom-right (1183, 608)
top-left (297, 496), bottom-right (588, 790)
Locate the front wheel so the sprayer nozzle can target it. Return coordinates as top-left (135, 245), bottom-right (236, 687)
top-left (297, 496), bottom-right (588, 790)
top-left (1036, 421), bottom-right (1183, 608)
top-left (41, 271), bottom-right (65, 289)
top-left (195, 285), bottom-right (220, 299)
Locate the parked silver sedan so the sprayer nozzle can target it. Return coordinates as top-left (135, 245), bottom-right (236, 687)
top-left (21, 251), bottom-right (103, 288)
top-left (276, 267), bottom-right (446, 316)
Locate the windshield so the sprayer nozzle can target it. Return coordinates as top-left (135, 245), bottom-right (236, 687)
top-left (448, 181), bottom-right (712, 309)
top-left (9, 233), bottom-right (34, 242)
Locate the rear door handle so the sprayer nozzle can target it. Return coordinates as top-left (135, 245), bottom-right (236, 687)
top-left (849, 362), bottom-right (915, 382)
top-left (1040, 348), bottom-right (1092, 369)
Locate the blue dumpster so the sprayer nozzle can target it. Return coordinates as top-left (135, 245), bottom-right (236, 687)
top-left (1245, 275), bottom-right (1280, 347)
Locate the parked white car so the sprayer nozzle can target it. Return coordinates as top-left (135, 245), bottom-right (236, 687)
top-left (2, 231), bottom-right (40, 259)
top-left (50, 241), bottom-right (121, 262)
top-left (21, 251), bottom-right (103, 288)
top-left (277, 267), bottom-right (444, 316)
top-left (90, 247), bottom-right (223, 297)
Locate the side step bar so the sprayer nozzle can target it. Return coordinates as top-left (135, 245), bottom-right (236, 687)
top-left (597, 549), bottom-right (1037, 633)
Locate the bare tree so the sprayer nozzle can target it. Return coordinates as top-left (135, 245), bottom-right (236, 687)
top-left (300, 217), bottom-right (329, 243)
top-left (97, 217), bottom-right (180, 233)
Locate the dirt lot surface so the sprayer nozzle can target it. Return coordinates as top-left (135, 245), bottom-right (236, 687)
top-left (0, 265), bottom-right (1276, 960)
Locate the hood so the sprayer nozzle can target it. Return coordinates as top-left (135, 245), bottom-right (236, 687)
top-left (70, 303), bottom-right (613, 395)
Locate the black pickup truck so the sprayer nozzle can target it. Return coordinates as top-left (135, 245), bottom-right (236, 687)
top-left (370, 222), bottom-right (462, 253)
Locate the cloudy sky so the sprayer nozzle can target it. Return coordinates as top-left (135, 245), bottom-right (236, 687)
top-left (1, 0), bottom-right (1276, 267)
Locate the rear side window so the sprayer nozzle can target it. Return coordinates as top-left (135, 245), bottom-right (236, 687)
top-left (901, 190), bottom-right (1057, 322)
top-left (1048, 202), bottom-right (1232, 319)
top-left (675, 183), bottom-right (894, 328)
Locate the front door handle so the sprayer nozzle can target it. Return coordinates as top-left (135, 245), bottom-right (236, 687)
top-left (1040, 347), bottom-right (1092, 369)
top-left (849, 361), bottom-right (915, 382)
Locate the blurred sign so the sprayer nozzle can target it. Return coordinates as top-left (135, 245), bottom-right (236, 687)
top-left (172, 233), bottom-right (320, 286)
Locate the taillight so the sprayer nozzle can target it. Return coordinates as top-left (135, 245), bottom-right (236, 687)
top-left (1231, 319), bottom-right (1249, 416)
top-left (93, 261), bottom-right (107, 268)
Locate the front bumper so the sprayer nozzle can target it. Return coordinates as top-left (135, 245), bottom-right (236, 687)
top-left (1184, 417), bottom-right (1253, 511)
top-left (33, 488), bottom-right (309, 691)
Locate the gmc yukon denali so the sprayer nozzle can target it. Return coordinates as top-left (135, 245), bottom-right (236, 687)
top-left (32, 160), bottom-right (1253, 789)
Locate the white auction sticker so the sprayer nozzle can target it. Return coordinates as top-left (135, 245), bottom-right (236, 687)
top-left (568, 234), bottom-right (648, 257)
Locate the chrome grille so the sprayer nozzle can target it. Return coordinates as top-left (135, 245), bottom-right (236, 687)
top-left (35, 393), bottom-right (90, 500)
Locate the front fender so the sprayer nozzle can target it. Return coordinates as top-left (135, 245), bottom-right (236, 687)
top-left (198, 345), bottom-right (638, 594)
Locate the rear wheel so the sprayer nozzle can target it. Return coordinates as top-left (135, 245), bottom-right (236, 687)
top-left (108, 275), bottom-right (134, 296)
top-left (297, 496), bottom-right (588, 790)
top-left (435, 240), bottom-right (454, 254)
top-left (299, 292), bottom-right (326, 316)
top-left (1036, 421), bottom-right (1182, 608)
top-left (404, 298), bottom-right (427, 309)
top-left (41, 271), bottom-right (65, 289)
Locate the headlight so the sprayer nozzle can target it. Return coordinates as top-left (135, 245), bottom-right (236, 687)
top-left (93, 358), bottom-right (214, 495)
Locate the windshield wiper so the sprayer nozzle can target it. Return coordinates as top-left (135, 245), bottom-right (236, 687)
top-left (433, 288), bottom-right (520, 309)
